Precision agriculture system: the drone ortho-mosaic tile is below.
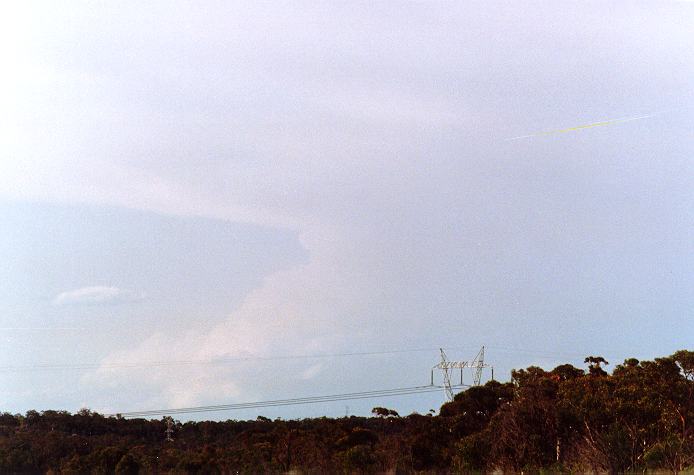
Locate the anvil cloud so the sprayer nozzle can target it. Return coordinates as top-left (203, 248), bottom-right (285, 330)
top-left (0, 1), bottom-right (692, 418)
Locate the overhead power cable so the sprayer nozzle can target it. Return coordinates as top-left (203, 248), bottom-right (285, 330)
top-left (108, 384), bottom-right (465, 419)
top-left (0, 346), bottom-right (480, 373)
top-left (1, 345), bottom-right (609, 374)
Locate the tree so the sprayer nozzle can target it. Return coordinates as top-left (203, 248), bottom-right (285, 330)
top-left (115, 453), bottom-right (139, 475)
top-left (584, 356), bottom-right (609, 377)
top-left (371, 407), bottom-right (399, 418)
top-left (487, 367), bottom-right (560, 471)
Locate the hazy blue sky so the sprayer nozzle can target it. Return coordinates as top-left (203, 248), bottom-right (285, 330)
top-left (1, 1), bottom-right (692, 419)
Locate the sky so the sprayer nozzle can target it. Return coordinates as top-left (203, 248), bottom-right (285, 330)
top-left (0, 1), bottom-right (692, 420)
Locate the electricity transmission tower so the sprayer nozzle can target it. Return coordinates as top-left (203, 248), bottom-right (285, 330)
top-left (164, 416), bottom-right (175, 442)
top-left (472, 346), bottom-right (485, 386)
top-left (431, 346), bottom-right (488, 401)
top-left (438, 349), bottom-right (455, 400)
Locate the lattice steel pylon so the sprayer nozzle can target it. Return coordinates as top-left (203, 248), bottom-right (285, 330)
top-left (164, 416), bottom-right (175, 442)
top-left (472, 346), bottom-right (485, 386)
top-left (438, 348), bottom-right (455, 401)
top-left (431, 346), bottom-right (488, 401)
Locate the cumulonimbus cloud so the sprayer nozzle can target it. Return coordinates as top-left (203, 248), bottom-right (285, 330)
top-left (52, 286), bottom-right (142, 306)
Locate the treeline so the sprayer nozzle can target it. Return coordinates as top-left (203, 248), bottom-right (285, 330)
top-left (1, 350), bottom-right (692, 474)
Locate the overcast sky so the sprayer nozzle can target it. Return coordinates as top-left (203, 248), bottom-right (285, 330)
top-left (1, 1), bottom-right (692, 419)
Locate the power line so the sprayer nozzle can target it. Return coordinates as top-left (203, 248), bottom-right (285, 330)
top-left (486, 345), bottom-right (609, 361)
top-left (0, 346), bottom-right (480, 373)
top-left (108, 384), bottom-right (465, 419)
top-left (1, 344), bottom-right (615, 374)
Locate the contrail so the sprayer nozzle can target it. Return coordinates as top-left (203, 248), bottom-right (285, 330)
top-left (506, 112), bottom-right (659, 141)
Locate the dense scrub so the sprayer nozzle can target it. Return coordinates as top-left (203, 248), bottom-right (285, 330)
top-left (1, 350), bottom-right (692, 473)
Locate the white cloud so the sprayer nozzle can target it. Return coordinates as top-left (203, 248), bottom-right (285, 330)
top-left (83, 331), bottom-right (242, 411)
top-left (301, 363), bottom-right (324, 381)
top-left (52, 286), bottom-right (142, 306)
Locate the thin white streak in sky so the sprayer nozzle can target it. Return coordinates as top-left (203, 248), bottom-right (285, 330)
top-left (506, 112), bottom-right (661, 141)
